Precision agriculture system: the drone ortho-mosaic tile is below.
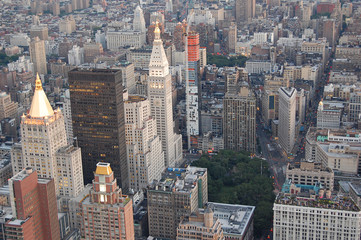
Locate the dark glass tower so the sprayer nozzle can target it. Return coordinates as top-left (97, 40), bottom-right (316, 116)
top-left (68, 69), bottom-right (128, 191)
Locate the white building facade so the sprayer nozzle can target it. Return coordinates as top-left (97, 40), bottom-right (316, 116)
top-left (148, 25), bottom-right (182, 167)
top-left (124, 95), bottom-right (165, 191)
top-left (278, 87), bottom-right (296, 153)
top-left (273, 202), bottom-right (361, 239)
top-left (11, 75), bottom-right (84, 197)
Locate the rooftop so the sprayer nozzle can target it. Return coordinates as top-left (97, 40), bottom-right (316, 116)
top-left (149, 166), bottom-right (207, 193)
top-left (275, 192), bottom-right (360, 212)
top-left (306, 127), bottom-right (361, 144)
top-left (95, 162), bottom-right (113, 175)
top-left (11, 168), bottom-right (34, 181)
top-left (349, 182), bottom-right (361, 196)
top-left (287, 161), bottom-right (333, 173)
top-left (207, 202), bottom-right (255, 237)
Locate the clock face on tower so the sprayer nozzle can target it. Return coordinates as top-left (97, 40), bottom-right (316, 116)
top-left (155, 99), bottom-right (161, 107)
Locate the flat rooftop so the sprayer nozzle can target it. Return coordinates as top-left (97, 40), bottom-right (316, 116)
top-left (306, 127), bottom-right (361, 144)
top-left (349, 182), bottom-right (361, 196)
top-left (287, 161), bottom-right (333, 173)
top-left (275, 192), bottom-right (360, 212)
top-left (207, 202), bottom-right (255, 237)
top-left (149, 167), bottom-right (207, 193)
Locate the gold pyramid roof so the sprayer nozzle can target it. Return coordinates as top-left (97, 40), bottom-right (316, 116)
top-left (95, 162), bottom-right (113, 175)
top-left (28, 73), bottom-right (54, 118)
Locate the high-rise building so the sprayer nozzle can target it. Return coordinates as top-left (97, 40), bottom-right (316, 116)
top-left (68, 69), bottom-right (128, 191)
top-left (173, 22), bottom-right (185, 51)
top-left (29, 36), bottom-right (47, 75)
top-left (52, 1), bottom-right (60, 16)
top-left (235, 0), bottom-right (255, 23)
top-left (223, 83), bottom-right (256, 153)
top-left (286, 161), bottom-right (334, 191)
top-left (124, 95), bottom-right (164, 191)
top-left (187, 32), bottom-right (200, 137)
top-left (112, 61), bottom-right (136, 94)
top-left (57, 89), bottom-right (74, 144)
top-left (278, 87), bottom-right (297, 153)
top-left (273, 181), bottom-right (361, 239)
top-left (11, 74), bottom-right (84, 197)
top-left (316, 100), bottom-right (341, 129)
top-left (59, 16), bottom-right (76, 35)
top-left (5, 168), bottom-right (60, 240)
top-left (228, 23), bottom-right (237, 53)
top-left (148, 24), bottom-right (182, 167)
top-left (30, 25), bottom-right (49, 41)
top-left (68, 45), bottom-right (84, 66)
top-left (133, 6), bottom-right (146, 33)
top-left (0, 91), bottom-right (18, 121)
top-left (82, 162), bottom-right (134, 240)
top-left (83, 43), bottom-right (103, 63)
top-left (106, 31), bottom-right (146, 51)
top-left (148, 167), bottom-right (208, 239)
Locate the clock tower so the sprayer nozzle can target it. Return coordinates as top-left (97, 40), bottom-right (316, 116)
top-left (148, 22), bottom-right (182, 167)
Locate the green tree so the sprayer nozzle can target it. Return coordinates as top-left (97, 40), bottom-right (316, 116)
top-left (192, 150), bottom-right (275, 238)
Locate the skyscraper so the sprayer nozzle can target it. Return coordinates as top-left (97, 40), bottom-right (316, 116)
top-left (235, 0), bottom-right (255, 23)
top-left (148, 167), bottom-right (208, 239)
top-left (82, 162), bottom-right (134, 240)
top-left (124, 95), bottom-right (165, 191)
top-left (68, 69), bottom-right (128, 191)
top-left (29, 36), bottom-right (47, 75)
top-left (5, 168), bottom-right (60, 240)
top-left (11, 74), bottom-right (84, 197)
top-left (223, 83), bottom-right (256, 153)
top-left (0, 91), bottom-right (18, 121)
top-left (228, 23), bottom-right (237, 53)
top-left (187, 32), bottom-right (200, 136)
top-left (278, 87), bottom-right (297, 153)
top-left (148, 24), bottom-right (182, 167)
top-left (133, 6), bottom-right (146, 33)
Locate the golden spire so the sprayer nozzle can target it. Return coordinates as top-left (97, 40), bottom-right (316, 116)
top-left (154, 21), bottom-right (161, 39)
top-left (35, 73), bottom-right (43, 90)
top-left (28, 73), bottom-right (55, 118)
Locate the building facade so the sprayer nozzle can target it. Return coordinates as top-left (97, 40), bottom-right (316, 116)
top-left (223, 84), bottom-right (256, 153)
top-left (177, 208), bottom-right (224, 240)
top-left (29, 36), bottom-right (47, 75)
top-left (286, 161), bottom-right (334, 191)
top-left (278, 87), bottom-right (297, 153)
top-left (148, 167), bottom-right (208, 239)
top-left (148, 24), bottom-right (182, 167)
top-left (124, 95), bottom-right (165, 191)
top-left (69, 69), bottom-right (128, 191)
top-left (11, 75), bottom-right (83, 197)
top-left (187, 32), bottom-right (201, 136)
top-left (5, 168), bottom-right (60, 240)
top-left (274, 184), bottom-right (361, 240)
top-left (81, 162), bottom-right (134, 240)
